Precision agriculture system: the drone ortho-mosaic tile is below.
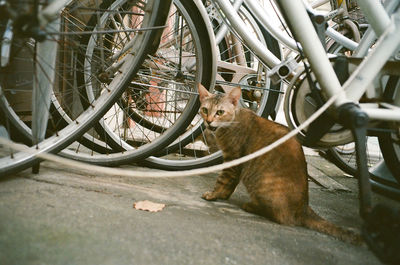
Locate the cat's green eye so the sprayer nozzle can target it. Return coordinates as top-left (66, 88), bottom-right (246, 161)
top-left (201, 107), bottom-right (208, 115)
top-left (216, 110), bottom-right (225, 116)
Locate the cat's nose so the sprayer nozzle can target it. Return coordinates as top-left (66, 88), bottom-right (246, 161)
top-left (204, 118), bottom-right (211, 125)
top-left (205, 120), bottom-right (217, 131)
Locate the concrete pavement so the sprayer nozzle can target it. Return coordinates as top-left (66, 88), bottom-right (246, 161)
top-left (0, 153), bottom-right (394, 265)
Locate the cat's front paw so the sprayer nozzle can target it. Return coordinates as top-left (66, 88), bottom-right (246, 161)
top-left (201, 191), bottom-right (218, 201)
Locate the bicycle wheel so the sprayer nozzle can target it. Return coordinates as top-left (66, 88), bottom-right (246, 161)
top-left (0, 0), bottom-right (171, 175)
top-left (57, 0), bottom-right (216, 166)
top-left (142, 2), bottom-right (283, 170)
top-left (324, 136), bottom-right (383, 176)
top-left (1, 0), bottom-right (170, 151)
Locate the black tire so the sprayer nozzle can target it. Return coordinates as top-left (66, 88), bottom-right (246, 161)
top-left (324, 136), bottom-right (382, 176)
top-left (378, 76), bottom-right (400, 183)
top-left (379, 135), bottom-right (400, 183)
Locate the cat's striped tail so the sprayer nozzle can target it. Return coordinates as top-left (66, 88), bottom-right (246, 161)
top-left (302, 207), bottom-right (363, 245)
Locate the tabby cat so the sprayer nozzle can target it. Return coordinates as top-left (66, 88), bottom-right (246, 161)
top-left (198, 83), bottom-right (361, 244)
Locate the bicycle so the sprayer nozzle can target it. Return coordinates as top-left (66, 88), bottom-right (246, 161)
top-left (1, 0), bottom-right (399, 261)
top-left (274, 0), bottom-right (400, 261)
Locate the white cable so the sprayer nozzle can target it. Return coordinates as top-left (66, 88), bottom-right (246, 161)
top-left (0, 92), bottom-right (339, 178)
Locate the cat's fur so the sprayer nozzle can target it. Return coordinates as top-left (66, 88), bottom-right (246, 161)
top-left (198, 83), bottom-right (362, 244)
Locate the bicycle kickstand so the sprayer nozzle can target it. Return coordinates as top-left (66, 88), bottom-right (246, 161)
top-left (338, 102), bottom-right (372, 217)
top-left (338, 102), bottom-right (400, 265)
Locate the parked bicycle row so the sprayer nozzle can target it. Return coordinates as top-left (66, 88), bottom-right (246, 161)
top-left (0, 0), bottom-right (399, 195)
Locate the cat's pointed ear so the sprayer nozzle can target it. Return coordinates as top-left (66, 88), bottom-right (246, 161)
top-left (198, 83), bottom-right (212, 102)
top-left (228, 87), bottom-right (241, 106)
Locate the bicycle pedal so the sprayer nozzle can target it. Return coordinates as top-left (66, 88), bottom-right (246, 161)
top-left (362, 203), bottom-right (400, 264)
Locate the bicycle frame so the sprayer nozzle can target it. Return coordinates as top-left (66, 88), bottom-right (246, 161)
top-left (278, 0), bottom-right (400, 119)
top-left (213, 0), bottom-right (400, 122)
top-left (212, 0), bottom-right (366, 83)
top-left (33, 0), bottom-right (73, 147)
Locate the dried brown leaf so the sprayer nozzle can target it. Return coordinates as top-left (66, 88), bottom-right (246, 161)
top-left (133, 200), bottom-right (165, 212)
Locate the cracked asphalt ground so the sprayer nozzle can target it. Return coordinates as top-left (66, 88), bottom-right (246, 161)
top-left (0, 153), bottom-right (397, 265)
